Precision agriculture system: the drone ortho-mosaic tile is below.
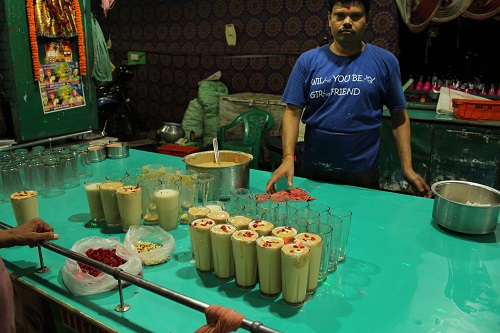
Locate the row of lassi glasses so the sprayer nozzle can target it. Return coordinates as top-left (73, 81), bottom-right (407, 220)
top-left (227, 189), bottom-right (353, 270)
top-left (84, 164), bottom-right (218, 230)
top-left (189, 208), bottom-right (337, 307)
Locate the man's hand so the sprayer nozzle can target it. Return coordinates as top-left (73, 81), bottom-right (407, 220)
top-left (0, 217), bottom-right (60, 248)
top-left (266, 157), bottom-right (295, 193)
top-left (402, 170), bottom-right (432, 198)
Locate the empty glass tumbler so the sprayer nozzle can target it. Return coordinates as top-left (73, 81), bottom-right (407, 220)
top-left (43, 157), bottom-right (65, 198)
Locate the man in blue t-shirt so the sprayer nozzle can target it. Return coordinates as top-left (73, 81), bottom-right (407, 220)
top-left (266, 0), bottom-right (431, 197)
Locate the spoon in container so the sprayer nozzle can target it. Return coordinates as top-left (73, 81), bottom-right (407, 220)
top-left (212, 138), bottom-right (220, 165)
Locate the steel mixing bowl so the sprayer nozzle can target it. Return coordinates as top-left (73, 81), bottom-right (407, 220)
top-left (431, 180), bottom-right (500, 234)
top-left (157, 123), bottom-right (185, 143)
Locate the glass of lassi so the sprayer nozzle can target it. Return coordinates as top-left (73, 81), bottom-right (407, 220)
top-left (281, 243), bottom-right (310, 307)
top-left (256, 236), bottom-right (284, 298)
top-left (100, 179), bottom-right (124, 228)
top-left (248, 219), bottom-right (274, 237)
top-left (231, 229), bottom-right (259, 289)
top-left (10, 190), bottom-right (38, 226)
top-left (83, 180), bottom-right (105, 228)
top-left (116, 185), bottom-right (143, 232)
top-left (207, 210), bottom-right (230, 224)
top-left (187, 206), bottom-right (210, 224)
top-left (227, 215), bottom-right (252, 230)
top-left (272, 226), bottom-right (297, 244)
top-left (210, 224), bottom-right (237, 280)
top-left (154, 183), bottom-right (180, 231)
top-left (301, 222), bottom-right (332, 293)
top-left (189, 218), bottom-right (215, 273)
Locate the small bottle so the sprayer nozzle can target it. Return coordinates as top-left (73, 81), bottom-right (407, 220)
top-left (322, 37), bottom-right (328, 45)
top-left (471, 83), bottom-right (477, 95)
top-left (464, 83), bottom-right (470, 94)
top-left (488, 84), bottom-right (495, 95)
top-left (423, 77), bottom-right (431, 91)
top-left (415, 75), bottom-right (424, 90)
top-left (479, 84), bottom-right (486, 95)
top-left (432, 80), bottom-right (439, 93)
top-left (408, 75), bottom-right (415, 90)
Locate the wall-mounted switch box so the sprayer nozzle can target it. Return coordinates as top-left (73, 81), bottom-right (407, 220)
top-left (127, 51), bottom-right (146, 65)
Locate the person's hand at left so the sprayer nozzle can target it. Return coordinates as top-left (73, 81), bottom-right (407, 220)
top-left (0, 217), bottom-right (60, 248)
top-left (402, 170), bottom-right (432, 198)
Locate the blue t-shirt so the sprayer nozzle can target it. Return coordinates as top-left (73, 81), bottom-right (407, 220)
top-left (282, 43), bottom-right (406, 172)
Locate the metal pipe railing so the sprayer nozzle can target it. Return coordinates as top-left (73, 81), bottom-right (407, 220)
top-left (0, 130), bottom-right (93, 152)
top-left (0, 222), bottom-right (281, 333)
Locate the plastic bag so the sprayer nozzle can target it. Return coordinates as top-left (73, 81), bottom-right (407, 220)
top-left (61, 236), bottom-right (142, 296)
top-left (123, 225), bottom-right (176, 266)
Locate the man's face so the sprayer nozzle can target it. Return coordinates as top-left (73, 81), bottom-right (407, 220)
top-left (328, 2), bottom-right (367, 44)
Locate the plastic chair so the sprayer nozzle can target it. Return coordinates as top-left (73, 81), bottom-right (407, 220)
top-left (219, 109), bottom-right (274, 169)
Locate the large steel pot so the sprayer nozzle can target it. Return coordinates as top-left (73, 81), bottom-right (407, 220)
top-left (431, 180), bottom-right (500, 234)
top-left (182, 150), bottom-right (253, 200)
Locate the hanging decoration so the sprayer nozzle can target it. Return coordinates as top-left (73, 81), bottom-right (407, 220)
top-left (27, 0), bottom-right (41, 81)
top-left (35, 0), bottom-right (77, 38)
top-left (397, 0), bottom-right (500, 33)
top-left (73, 0), bottom-right (86, 76)
top-left (26, 0), bottom-right (86, 81)
top-left (101, 0), bottom-right (115, 17)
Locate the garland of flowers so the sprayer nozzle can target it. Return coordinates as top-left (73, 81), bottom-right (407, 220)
top-left (73, 0), bottom-right (86, 76)
top-left (26, 0), bottom-right (41, 81)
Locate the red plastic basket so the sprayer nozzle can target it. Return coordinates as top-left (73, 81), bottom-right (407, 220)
top-left (156, 144), bottom-right (199, 157)
top-left (452, 98), bottom-right (500, 121)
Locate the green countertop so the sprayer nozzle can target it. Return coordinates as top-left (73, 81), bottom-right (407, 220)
top-left (384, 108), bottom-right (500, 128)
top-left (1, 149), bottom-right (499, 333)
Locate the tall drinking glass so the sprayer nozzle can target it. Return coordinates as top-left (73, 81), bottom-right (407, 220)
top-left (281, 243), bottom-right (310, 307)
top-left (84, 179), bottom-right (105, 228)
top-left (116, 185), bottom-right (142, 232)
top-left (175, 169), bottom-right (197, 212)
top-left (154, 182), bottom-right (180, 231)
top-left (230, 188), bottom-right (252, 207)
top-left (303, 222), bottom-right (333, 292)
top-left (256, 236), bottom-right (284, 298)
top-left (324, 214), bottom-right (342, 271)
top-left (100, 179), bottom-right (124, 228)
top-left (43, 157), bottom-right (65, 198)
top-left (331, 208), bottom-right (352, 262)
